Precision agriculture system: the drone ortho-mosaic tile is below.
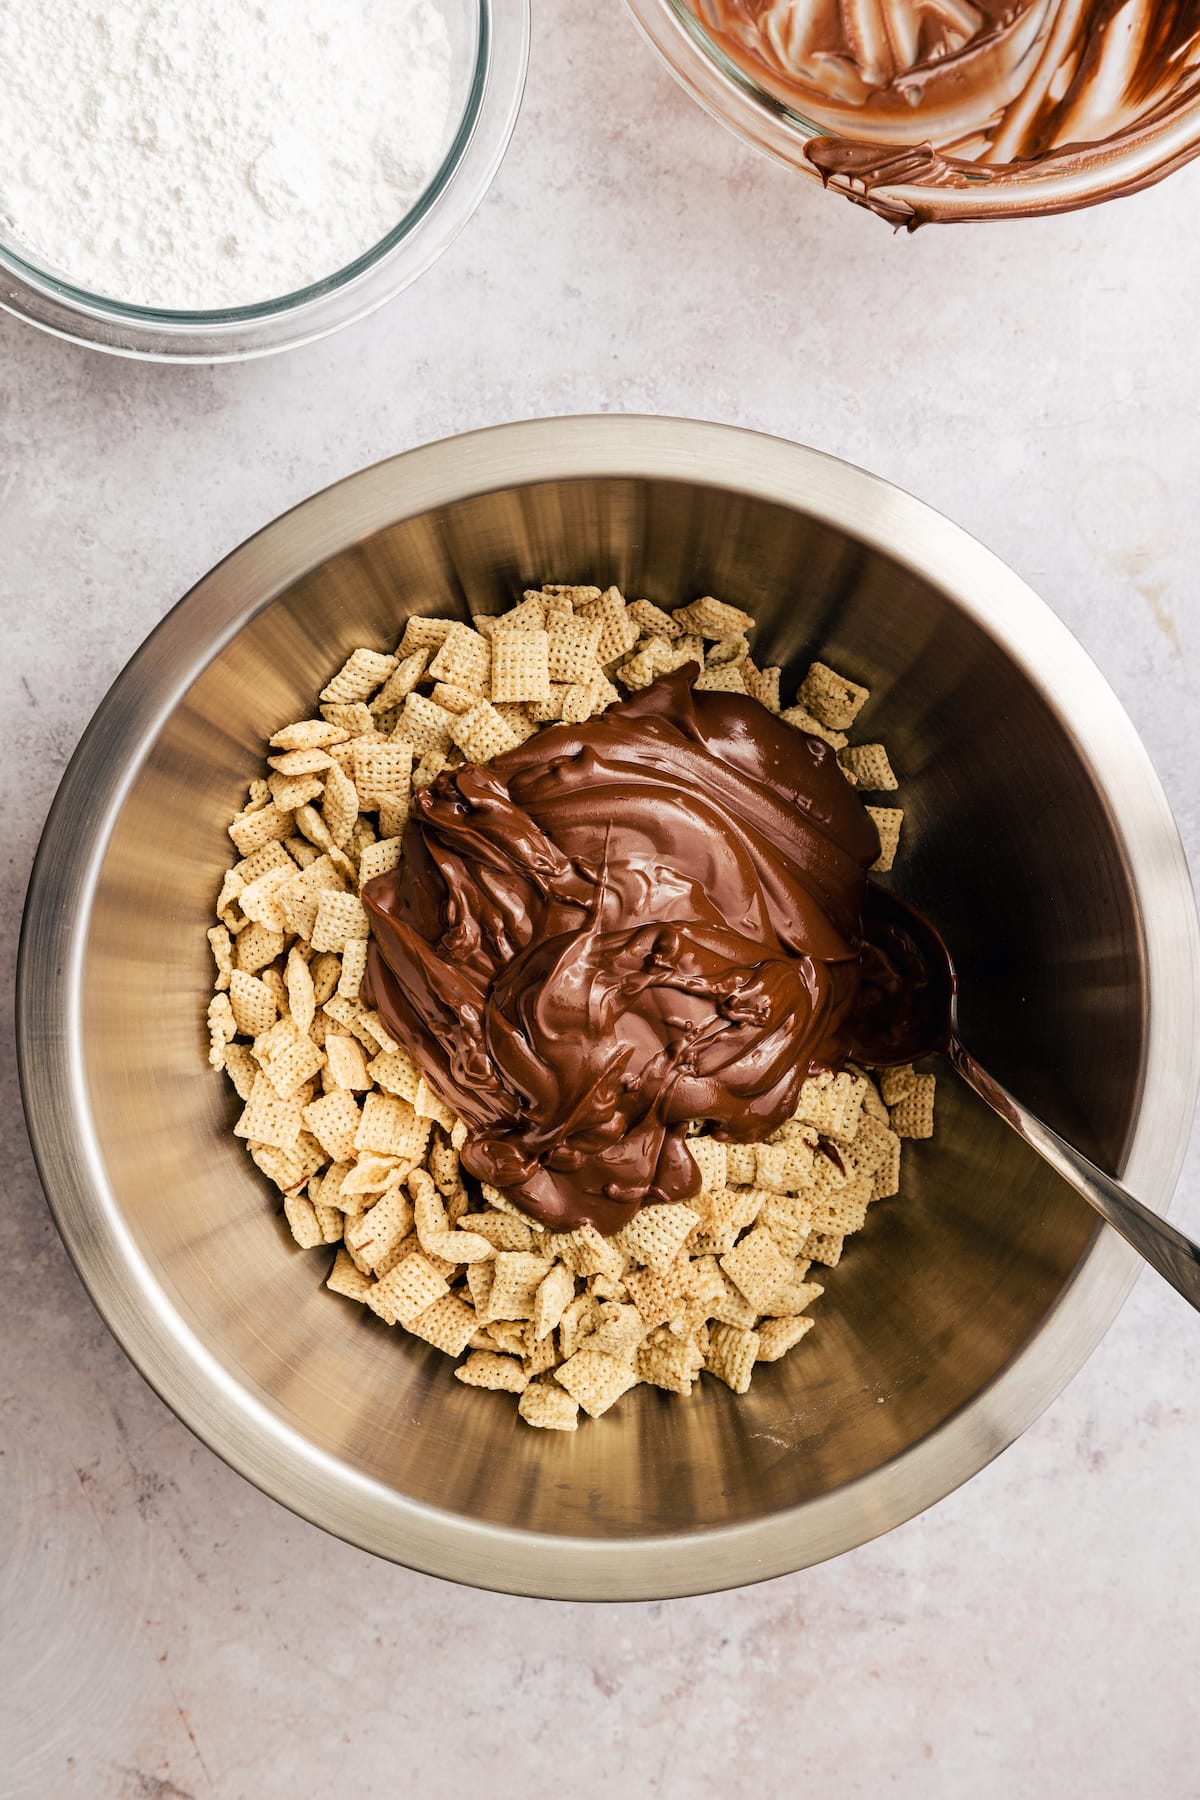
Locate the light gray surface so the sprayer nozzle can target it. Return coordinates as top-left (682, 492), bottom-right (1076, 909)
top-left (2, 6), bottom-right (1198, 1797)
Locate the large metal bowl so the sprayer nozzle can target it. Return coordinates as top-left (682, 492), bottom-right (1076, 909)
top-left (18, 417), bottom-right (1199, 1600)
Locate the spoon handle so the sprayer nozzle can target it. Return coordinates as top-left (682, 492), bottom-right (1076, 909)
top-left (949, 1039), bottom-right (1200, 1311)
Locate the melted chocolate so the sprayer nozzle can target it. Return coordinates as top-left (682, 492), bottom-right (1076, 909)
top-left (361, 666), bottom-right (881, 1234)
top-left (691, 0), bottom-right (1200, 223)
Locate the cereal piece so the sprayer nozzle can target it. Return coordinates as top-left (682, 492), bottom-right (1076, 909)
top-left (582, 1301), bottom-right (646, 1362)
top-left (463, 1210), bottom-right (537, 1253)
top-left (705, 1322), bottom-right (760, 1394)
top-left (465, 1257), bottom-right (497, 1320)
top-left (756, 1316), bottom-right (815, 1362)
top-left (397, 692), bottom-right (456, 756)
top-left (671, 595), bottom-right (755, 639)
top-left (720, 1226), bottom-right (793, 1312)
top-left (320, 648), bottom-right (397, 706)
top-left (840, 743), bottom-right (898, 791)
top-left (257, 1020), bottom-right (326, 1100)
top-left (765, 1273), bottom-right (823, 1318)
top-left (575, 588), bottom-right (638, 666)
top-left (449, 701), bottom-right (522, 765)
top-left (617, 1203), bottom-right (700, 1274)
top-left (355, 1092), bottom-right (425, 1161)
top-left (706, 632), bottom-right (750, 669)
top-left (687, 1137), bottom-right (728, 1194)
top-left (724, 1143), bottom-right (757, 1186)
top-left (778, 705), bottom-right (848, 752)
top-left (235, 921), bottom-right (285, 974)
top-left (455, 1351), bottom-right (528, 1393)
top-left (555, 1224), bottom-right (627, 1283)
top-left (314, 759), bottom-right (355, 851)
top-left (329, 938), bottom-right (364, 1005)
top-left (488, 1251), bottom-right (554, 1322)
top-left (323, 1033), bottom-right (372, 1091)
top-left (743, 663), bottom-right (781, 712)
top-left (545, 617), bottom-right (604, 684)
top-left (491, 629), bottom-right (551, 704)
top-left (792, 1071), bottom-right (866, 1141)
top-left (352, 737), bottom-right (414, 809)
top-left (880, 1064), bottom-right (918, 1105)
top-left (810, 1180), bottom-right (872, 1237)
top-left (300, 1088), bottom-right (360, 1162)
top-left (411, 1076), bottom-right (452, 1128)
top-left (397, 617), bottom-right (458, 656)
top-left (637, 1327), bottom-right (706, 1395)
top-left (427, 622), bottom-right (492, 693)
top-left (304, 952), bottom-right (338, 1006)
top-left (687, 1187), bottom-right (765, 1255)
top-left (206, 992), bottom-right (237, 1069)
top-left (228, 802), bottom-right (292, 857)
top-left (623, 1261), bottom-right (690, 1329)
top-left (759, 1193), bottom-right (814, 1259)
top-left (518, 1380), bottom-right (579, 1431)
top-left (282, 1192), bottom-right (323, 1250)
top-left (372, 649), bottom-right (431, 714)
top-left (867, 806), bottom-right (904, 873)
top-left (234, 1073), bottom-right (307, 1150)
top-left (616, 636), bottom-right (677, 692)
top-left (320, 1249), bottom-right (369, 1304)
top-left (890, 1073), bottom-right (936, 1139)
top-left (492, 593), bottom-right (547, 633)
top-left (531, 1261), bottom-right (576, 1340)
top-left (313, 1198), bottom-right (344, 1243)
top-left (411, 749), bottom-right (449, 789)
top-left (236, 864), bottom-right (295, 932)
top-left (228, 969), bottom-right (276, 1037)
top-left (318, 702), bottom-right (376, 737)
top-left (207, 924), bottom-right (233, 990)
top-left (555, 1347), bottom-right (639, 1419)
top-left (270, 720), bottom-right (349, 752)
top-left (359, 837), bottom-right (402, 887)
top-left (798, 661), bottom-right (870, 730)
top-left (347, 1189), bottom-right (416, 1274)
top-left (341, 1153), bottom-right (407, 1197)
top-left (222, 1042), bottom-right (259, 1100)
top-left (557, 1293), bottom-right (603, 1360)
top-left (807, 1232), bottom-right (844, 1268)
top-left (871, 1131), bottom-right (903, 1201)
top-left (487, 1319), bottom-right (529, 1358)
top-left (367, 1047), bottom-right (421, 1103)
top-left (371, 1251), bottom-right (450, 1326)
top-left (561, 674), bottom-right (620, 722)
top-left (627, 598), bottom-right (683, 640)
top-left (311, 890), bottom-right (369, 953)
top-left (694, 662), bottom-right (746, 693)
top-left (409, 1293), bottom-right (479, 1358)
top-left (267, 746), bottom-right (335, 778)
top-left (358, 1007), bottom-right (405, 1057)
top-left (283, 947), bottom-right (315, 1033)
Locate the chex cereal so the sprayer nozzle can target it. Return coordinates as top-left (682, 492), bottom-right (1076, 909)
top-left (208, 585), bottom-right (933, 1428)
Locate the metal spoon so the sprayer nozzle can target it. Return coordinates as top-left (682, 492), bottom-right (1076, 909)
top-left (852, 883), bottom-right (1200, 1310)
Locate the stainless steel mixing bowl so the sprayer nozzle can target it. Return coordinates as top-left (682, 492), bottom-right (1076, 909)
top-left (18, 417), bottom-right (1200, 1600)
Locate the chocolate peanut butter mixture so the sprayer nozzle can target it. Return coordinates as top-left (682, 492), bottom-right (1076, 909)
top-left (362, 666), bottom-right (882, 1233)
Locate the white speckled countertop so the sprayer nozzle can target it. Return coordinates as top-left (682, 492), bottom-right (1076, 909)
top-left (3, 8), bottom-right (1199, 1797)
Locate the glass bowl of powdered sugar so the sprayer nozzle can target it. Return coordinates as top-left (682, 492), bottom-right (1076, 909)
top-left (0, 0), bottom-right (527, 360)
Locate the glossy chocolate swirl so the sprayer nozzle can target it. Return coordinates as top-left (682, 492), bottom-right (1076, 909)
top-left (361, 666), bottom-right (881, 1234)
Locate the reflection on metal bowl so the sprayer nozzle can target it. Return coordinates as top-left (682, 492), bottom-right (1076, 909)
top-left (17, 416), bottom-right (1199, 1599)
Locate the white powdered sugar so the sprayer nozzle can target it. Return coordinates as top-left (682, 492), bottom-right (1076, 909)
top-left (0, 0), bottom-right (458, 310)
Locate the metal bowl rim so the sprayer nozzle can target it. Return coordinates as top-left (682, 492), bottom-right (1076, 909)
top-left (18, 414), bottom-right (1200, 1599)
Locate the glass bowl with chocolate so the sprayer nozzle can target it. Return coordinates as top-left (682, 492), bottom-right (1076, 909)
top-left (18, 417), bottom-right (1199, 1599)
top-left (623, 0), bottom-right (1200, 225)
